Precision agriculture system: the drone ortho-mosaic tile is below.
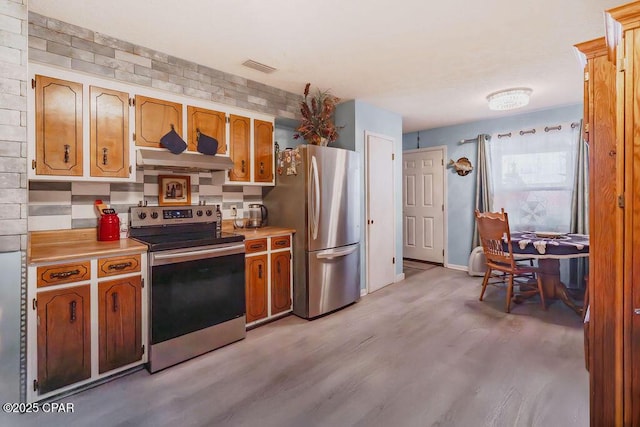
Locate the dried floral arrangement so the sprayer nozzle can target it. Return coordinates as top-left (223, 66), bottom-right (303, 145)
top-left (294, 83), bottom-right (341, 145)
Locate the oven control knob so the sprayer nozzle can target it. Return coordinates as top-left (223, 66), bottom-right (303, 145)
top-left (206, 209), bottom-right (213, 216)
top-left (138, 212), bottom-right (147, 220)
top-left (196, 210), bottom-right (203, 217)
top-left (150, 211), bottom-right (158, 219)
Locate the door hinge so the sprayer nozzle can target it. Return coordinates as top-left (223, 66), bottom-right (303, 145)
top-left (129, 165), bottom-right (132, 174)
top-left (31, 160), bottom-right (36, 170)
top-left (391, 153), bottom-right (395, 161)
top-left (392, 257), bottom-right (395, 264)
top-left (584, 123), bottom-right (589, 134)
top-left (441, 159), bottom-right (444, 166)
top-left (618, 194), bottom-right (625, 208)
top-left (442, 249), bottom-right (445, 256)
top-left (33, 379), bottom-right (39, 392)
top-left (141, 345), bottom-right (145, 355)
top-left (129, 97), bottom-right (135, 107)
top-left (132, 133), bottom-right (136, 142)
top-left (32, 298), bottom-right (37, 310)
top-left (442, 204), bottom-right (444, 211)
top-left (31, 78), bottom-right (36, 89)
top-left (584, 71), bottom-right (589, 82)
top-left (141, 278), bottom-right (144, 288)
top-left (618, 57), bottom-right (627, 73)
top-left (289, 252), bottom-right (292, 260)
top-left (226, 116), bottom-right (230, 123)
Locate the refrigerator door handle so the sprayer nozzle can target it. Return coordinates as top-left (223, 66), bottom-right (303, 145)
top-left (316, 245), bottom-right (358, 260)
top-left (310, 155), bottom-right (320, 240)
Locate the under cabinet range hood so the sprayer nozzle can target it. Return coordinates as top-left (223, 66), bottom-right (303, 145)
top-left (136, 148), bottom-right (234, 172)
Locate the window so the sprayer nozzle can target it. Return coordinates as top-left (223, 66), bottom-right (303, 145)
top-left (487, 123), bottom-right (579, 232)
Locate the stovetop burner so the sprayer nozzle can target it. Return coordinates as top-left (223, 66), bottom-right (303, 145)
top-left (128, 205), bottom-right (244, 251)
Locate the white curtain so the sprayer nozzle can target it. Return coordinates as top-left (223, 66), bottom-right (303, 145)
top-left (486, 122), bottom-right (580, 232)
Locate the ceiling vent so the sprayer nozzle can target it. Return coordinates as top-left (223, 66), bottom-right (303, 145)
top-left (242, 59), bottom-right (276, 74)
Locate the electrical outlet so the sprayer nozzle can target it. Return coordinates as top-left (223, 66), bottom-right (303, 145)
top-left (231, 205), bottom-right (237, 217)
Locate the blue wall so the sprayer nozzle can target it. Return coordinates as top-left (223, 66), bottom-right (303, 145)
top-left (403, 104), bottom-right (582, 268)
top-left (335, 100), bottom-right (404, 287)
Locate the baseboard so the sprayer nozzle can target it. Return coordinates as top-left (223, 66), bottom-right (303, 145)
top-left (360, 288), bottom-right (367, 297)
top-left (395, 272), bottom-right (405, 282)
top-left (446, 264), bottom-right (468, 272)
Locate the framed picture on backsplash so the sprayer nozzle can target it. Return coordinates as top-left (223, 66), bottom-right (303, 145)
top-left (158, 175), bottom-right (191, 206)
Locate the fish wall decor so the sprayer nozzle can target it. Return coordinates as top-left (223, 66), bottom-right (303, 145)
top-left (447, 157), bottom-right (473, 176)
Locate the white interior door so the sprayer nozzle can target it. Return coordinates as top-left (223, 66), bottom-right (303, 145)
top-left (403, 148), bottom-right (445, 263)
top-left (366, 132), bottom-right (396, 293)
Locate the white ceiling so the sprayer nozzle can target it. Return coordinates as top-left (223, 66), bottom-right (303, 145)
top-left (28, 0), bottom-right (622, 132)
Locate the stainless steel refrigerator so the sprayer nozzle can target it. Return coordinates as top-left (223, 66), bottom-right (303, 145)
top-left (263, 145), bottom-right (361, 319)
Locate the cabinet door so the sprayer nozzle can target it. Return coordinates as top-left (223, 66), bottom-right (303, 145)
top-left (270, 251), bottom-right (291, 316)
top-left (229, 114), bottom-right (251, 182)
top-left (254, 119), bottom-right (273, 183)
top-left (98, 276), bottom-right (143, 373)
top-left (135, 95), bottom-right (182, 148)
top-left (37, 285), bottom-right (91, 394)
top-left (245, 254), bottom-right (268, 323)
top-left (187, 106), bottom-right (227, 154)
top-left (34, 75), bottom-right (83, 176)
top-left (90, 86), bottom-right (130, 178)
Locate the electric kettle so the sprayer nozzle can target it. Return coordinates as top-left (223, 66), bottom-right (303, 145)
top-left (247, 204), bottom-right (268, 228)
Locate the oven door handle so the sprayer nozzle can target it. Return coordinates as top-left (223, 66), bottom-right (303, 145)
top-left (151, 243), bottom-right (245, 265)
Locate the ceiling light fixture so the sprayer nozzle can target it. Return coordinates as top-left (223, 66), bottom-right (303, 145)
top-left (486, 88), bottom-right (532, 111)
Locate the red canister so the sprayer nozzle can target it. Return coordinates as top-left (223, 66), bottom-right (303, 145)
top-left (98, 213), bottom-right (120, 241)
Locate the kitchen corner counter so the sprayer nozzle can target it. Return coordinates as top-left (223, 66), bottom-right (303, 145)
top-left (28, 228), bottom-right (148, 264)
top-left (223, 225), bottom-right (296, 240)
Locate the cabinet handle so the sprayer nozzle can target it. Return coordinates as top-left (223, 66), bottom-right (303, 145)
top-left (260, 161), bottom-right (264, 174)
top-left (50, 269), bottom-right (80, 280)
top-left (112, 292), bottom-right (119, 312)
top-left (64, 144), bottom-right (70, 163)
top-left (70, 300), bottom-right (77, 322)
top-left (250, 243), bottom-right (263, 250)
top-left (241, 159), bottom-right (246, 173)
top-left (258, 264), bottom-right (262, 279)
top-left (102, 148), bottom-right (108, 165)
top-left (275, 240), bottom-right (286, 247)
top-left (108, 262), bottom-right (132, 271)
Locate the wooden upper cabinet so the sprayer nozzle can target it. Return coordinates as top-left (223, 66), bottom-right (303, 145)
top-left (34, 75), bottom-right (83, 176)
top-left (254, 119), bottom-right (274, 182)
top-left (135, 95), bottom-right (182, 148)
top-left (37, 285), bottom-right (91, 394)
top-left (229, 114), bottom-right (251, 182)
top-left (98, 276), bottom-right (143, 373)
top-left (90, 86), bottom-right (130, 178)
top-left (187, 106), bottom-right (227, 154)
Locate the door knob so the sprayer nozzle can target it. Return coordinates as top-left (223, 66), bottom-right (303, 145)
top-left (634, 308), bottom-right (640, 315)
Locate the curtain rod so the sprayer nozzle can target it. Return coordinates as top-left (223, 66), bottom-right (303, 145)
top-left (459, 134), bottom-right (490, 144)
top-left (465, 121), bottom-right (581, 141)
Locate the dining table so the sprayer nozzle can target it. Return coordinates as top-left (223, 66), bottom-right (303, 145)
top-left (508, 231), bottom-right (589, 315)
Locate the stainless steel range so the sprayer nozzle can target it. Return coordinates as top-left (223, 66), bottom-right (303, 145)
top-left (129, 205), bottom-right (246, 373)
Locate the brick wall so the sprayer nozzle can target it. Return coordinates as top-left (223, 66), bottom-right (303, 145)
top-left (28, 12), bottom-right (300, 120)
top-left (0, 1), bottom-right (28, 252)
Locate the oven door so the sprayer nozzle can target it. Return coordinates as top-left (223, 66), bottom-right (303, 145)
top-left (149, 242), bottom-right (245, 345)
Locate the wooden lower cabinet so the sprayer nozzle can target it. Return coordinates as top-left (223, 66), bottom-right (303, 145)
top-left (37, 285), bottom-right (91, 394)
top-left (245, 254), bottom-right (268, 323)
top-left (271, 251), bottom-right (291, 316)
top-left (98, 276), bottom-right (143, 373)
top-left (245, 235), bottom-right (293, 326)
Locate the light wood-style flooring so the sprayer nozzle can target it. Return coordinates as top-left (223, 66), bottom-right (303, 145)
top-left (9, 266), bottom-right (588, 427)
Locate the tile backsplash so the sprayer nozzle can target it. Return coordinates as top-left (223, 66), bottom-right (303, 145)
top-left (28, 169), bottom-right (263, 233)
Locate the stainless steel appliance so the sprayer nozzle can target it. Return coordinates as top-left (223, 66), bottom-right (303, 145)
top-left (129, 205), bottom-right (246, 373)
top-left (247, 203), bottom-right (268, 228)
top-left (263, 145), bottom-right (360, 319)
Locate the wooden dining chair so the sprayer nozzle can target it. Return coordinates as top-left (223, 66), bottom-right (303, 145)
top-left (475, 209), bottom-right (546, 313)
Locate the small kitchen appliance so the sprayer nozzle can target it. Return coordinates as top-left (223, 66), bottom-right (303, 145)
top-left (247, 203), bottom-right (268, 228)
top-left (97, 208), bottom-right (120, 241)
